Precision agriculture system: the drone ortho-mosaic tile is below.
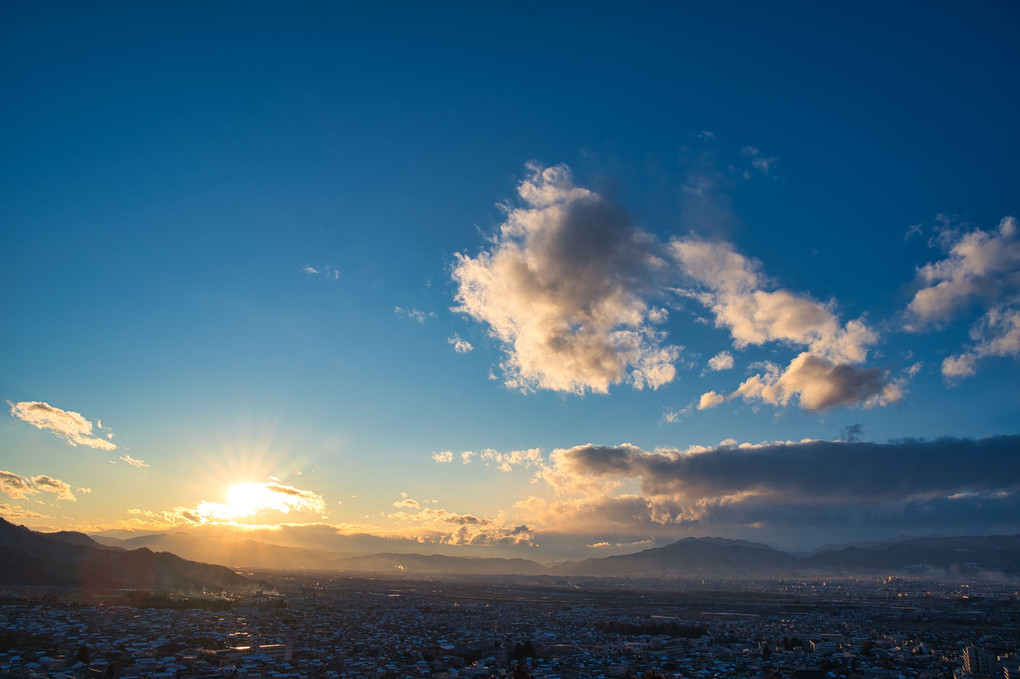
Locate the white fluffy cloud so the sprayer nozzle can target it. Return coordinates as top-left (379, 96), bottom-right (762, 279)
top-left (452, 163), bottom-right (680, 394)
top-left (119, 454), bottom-right (149, 468)
top-left (733, 353), bottom-right (902, 411)
top-left (697, 391), bottom-right (725, 410)
top-left (672, 239), bottom-right (877, 364)
top-left (452, 163), bottom-right (904, 410)
top-left (902, 216), bottom-right (1020, 380)
top-left (394, 306), bottom-right (435, 324)
top-left (9, 401), bottom-right (117, 450)
top-left (906, 216), bottom-right (1019, 329)
top-left (432, 450), bottom-right (454, 463)
top-left (942, 305), bottom-right (1020, 381)
top-left (670, 238), bottom-right (891, 410)
top-left (706, 351), bottom-right (734, 371)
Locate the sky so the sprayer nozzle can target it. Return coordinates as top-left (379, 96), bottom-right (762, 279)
top-left (2, 1), bottom-right (1019, 561)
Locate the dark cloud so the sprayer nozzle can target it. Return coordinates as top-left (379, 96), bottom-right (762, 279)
top-left (523, 435), bottom-right (1020, 549)
top-left (561, 436), bottom-right (1019, 503)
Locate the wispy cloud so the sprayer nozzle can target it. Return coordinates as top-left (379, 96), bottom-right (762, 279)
top-left (942, 305), bottom-right (1020, 381)
top-left (901, 216), bottom-right (1020, 380)
top-left (452, 163), bottom-right (680, 394)
top-left (448, 334), bottom-right (474, 353)
top-left (119, 454), bottom-right (149, 468)
top-left (302, 265), bottom-right (341, 280)
top-left (741, 145), bottom-right (775, 175)
top-left (0, 503), bottom-right (49, 519)
top-left (29, 475), bottom-right (76, 502)
top-left (8, 401), bottom-right (117, 450)
top-left (394, 306), bottom-right (436, 324)
top-left (905, 216), bottom-right (1019, 330)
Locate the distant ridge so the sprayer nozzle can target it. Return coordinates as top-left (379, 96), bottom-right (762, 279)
top-left (0, 517), bottom-right (259, 592)
top-left (551, 537), bottom-right (797, 578)
top-left (76, 526), bottom-right (1020, 580)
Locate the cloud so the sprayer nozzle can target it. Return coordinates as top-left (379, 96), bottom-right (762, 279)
top-left (905, 216), bottom-right (1019, 329)
top-left (432, 450), bottom-right (454, 463)
top-left (452, 163), bottom-right (680, 394)
top-left (518, 436), bottom-right (1020, 543)
top-left (697, 391), bottom-right (725, 410)
top-left (448, 334), bottom-right (474, 353)
top-left (29, 475), bottom-right (76, 502)
top-left (672, 239), bottom-right (877, 364)
top-left (742, 145), bottom-right (775, 174)
top-left (733, 353), bottom-right (901, 411)
top-left (390, 507), bottom-right (535, 546)
top-left (394, 306), bottom-right (436, 324)
top-left (0, 470), bottom-right (36, 500)
top-left (706, 351), bottom-right (734, 371)
top-left (170, 481), bottom-right (330, 525)
top-left (9, 401), bottom-right (118, 450)
top-left (662, 407), bottom-right (690, 423)
top-left (1, 471), bottom-right (79, 502)
top-left (119, 454), bottom-right (149, 468)
top-left (303, 265), bottom-right (341, 280)
top-left (477, 447), bottom-right (544, 472)
top-left (670, 238), bottom-right (892, 409)
top-left (942, 304), bottom-right (1020, 381)
top-left (451, 163), bottom-right (899, 410)
top-left (0, 503), bottom-right (49, 519)
top-left (393, 497), bottom-right (420, 509)
top-left (901, 216), bottom-right (1020, 379)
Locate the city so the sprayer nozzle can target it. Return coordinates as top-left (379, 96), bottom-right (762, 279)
top-left (2, 572), bottom-right (1017, 679)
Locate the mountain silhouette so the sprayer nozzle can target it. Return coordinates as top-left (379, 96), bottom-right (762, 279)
top-left (0, 517), bottom-right (258, 592)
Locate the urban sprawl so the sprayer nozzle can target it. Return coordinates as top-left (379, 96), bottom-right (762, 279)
top-left (1, 573), bottom-right (1017, 679)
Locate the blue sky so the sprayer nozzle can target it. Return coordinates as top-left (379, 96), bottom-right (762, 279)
top-left (2, 2), bottom-right (1018, 559)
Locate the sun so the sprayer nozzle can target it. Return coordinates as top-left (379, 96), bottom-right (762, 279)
top-left (226, 482), bottom-right (271, 517)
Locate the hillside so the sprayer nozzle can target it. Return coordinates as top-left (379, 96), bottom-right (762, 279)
top-left (0, 517), bottom-right (258, 592)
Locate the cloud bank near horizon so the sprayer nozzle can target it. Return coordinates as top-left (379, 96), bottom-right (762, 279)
top-left (510, 435), bottom-right (1020, 545)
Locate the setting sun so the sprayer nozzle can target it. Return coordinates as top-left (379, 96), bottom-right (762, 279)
top-left (227, 482), bottom-right (271, 517)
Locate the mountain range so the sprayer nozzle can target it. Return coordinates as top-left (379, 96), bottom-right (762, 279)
top-left (85, 526), bottom-right (1020, 580)
top-left (0, 517), bottom-right (258, 591)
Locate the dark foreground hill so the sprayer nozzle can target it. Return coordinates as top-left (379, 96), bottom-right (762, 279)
top-left (0, 517), bottom-right (258, 592)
